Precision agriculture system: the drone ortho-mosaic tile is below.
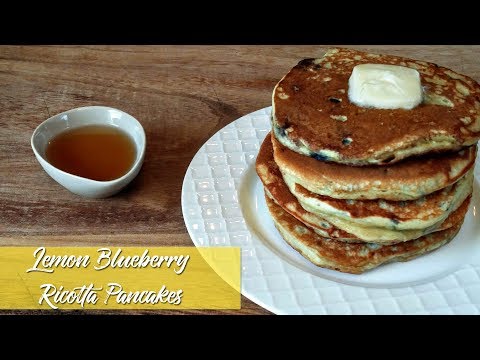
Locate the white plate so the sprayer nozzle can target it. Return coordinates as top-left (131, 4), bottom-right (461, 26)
top-left (182, 107), bottom-right (480, 315)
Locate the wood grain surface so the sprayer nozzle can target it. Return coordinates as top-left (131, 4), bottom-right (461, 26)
top-left (1, 45), bottom-right (479, 315)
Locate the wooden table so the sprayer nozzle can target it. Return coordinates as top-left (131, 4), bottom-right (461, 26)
top-left (1, 45), bottom-right (479, 315)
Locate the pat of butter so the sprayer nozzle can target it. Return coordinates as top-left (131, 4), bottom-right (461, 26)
top-left (348, 64), bottom-right (422, 109)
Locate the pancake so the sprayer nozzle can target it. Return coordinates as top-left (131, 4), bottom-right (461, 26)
top-left (272, 133), bottom-right (477, 200)
top-left (256, 133), bottom-right (358, 241)
top-left (266, 195), bottom-right (464, 274)
top-left (294, 191), bottom-right (471, 243)
top-left (272, 47), bottom-right (480, 166)
top-left (258, 133), bottom-right (472, 243)
top-left (284, 168), bottom-right (473, 231)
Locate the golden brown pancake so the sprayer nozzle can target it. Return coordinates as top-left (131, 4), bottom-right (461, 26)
top-left (272, 133), bottom-right (477, 200)
top-left (286, 169), bottom-right (473, 231)
top-left (272, 48), bottom-right (480, 166)
top-left (257, 133), bottom-right (472, 243)
top-left (266, 195), bottom-right (464, 274)
top-left (292, 192), bottom-right (471, 243)
top-left (256, 133), bottom-right (358, 241)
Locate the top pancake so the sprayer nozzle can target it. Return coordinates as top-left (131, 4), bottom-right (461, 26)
top-left (272, 47), bottom-right (480, 166)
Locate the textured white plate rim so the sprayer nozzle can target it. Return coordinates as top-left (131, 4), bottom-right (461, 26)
top-left (181, 107), bottom-right (480, 315)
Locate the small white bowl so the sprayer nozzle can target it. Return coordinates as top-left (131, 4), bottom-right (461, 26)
top-left (31, 106), bottom-right (146, 198)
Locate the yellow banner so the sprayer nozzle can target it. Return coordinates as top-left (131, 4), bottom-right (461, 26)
top-left (0, 247), bottom-right (240, 310)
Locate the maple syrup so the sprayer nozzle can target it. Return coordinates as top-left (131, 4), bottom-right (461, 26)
top-left (45, 125), bottom-right (136, 181)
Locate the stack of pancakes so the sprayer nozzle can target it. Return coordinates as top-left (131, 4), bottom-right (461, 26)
top-left (256, 48), bottom-right (480, 274)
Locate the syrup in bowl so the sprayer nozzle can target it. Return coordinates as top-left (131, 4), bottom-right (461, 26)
top-left (31, 105), bottom-right (146, 198)
top-left (45, 125), bottom-right (136, 181)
